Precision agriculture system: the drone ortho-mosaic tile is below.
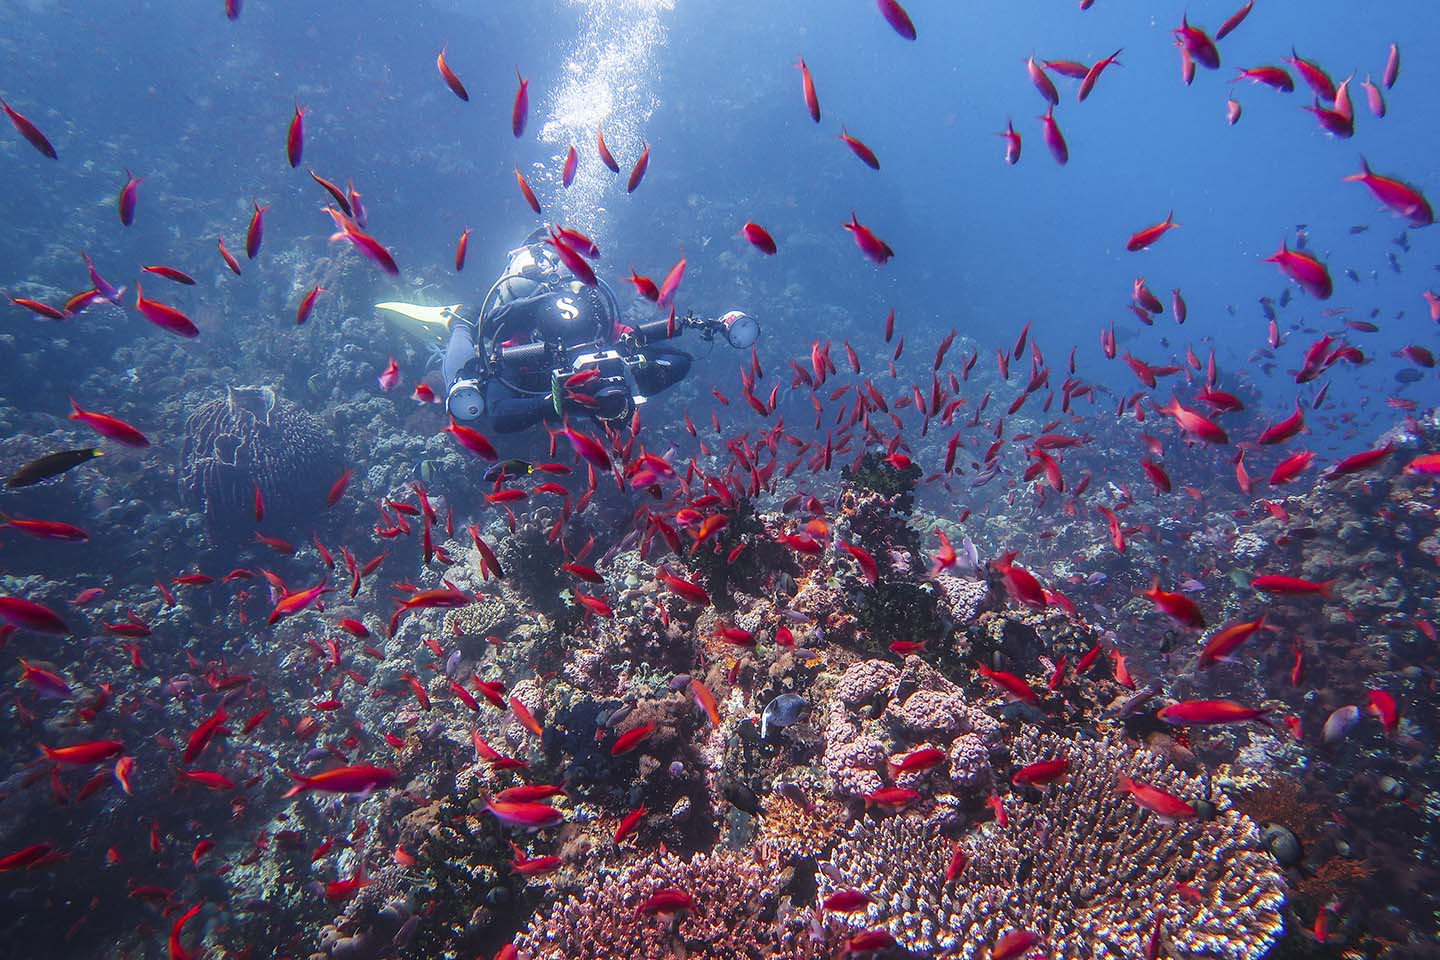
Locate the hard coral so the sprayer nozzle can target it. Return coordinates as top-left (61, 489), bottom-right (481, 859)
top-left (823, 657), bottom-right (998, 801)
top-left (820, 728), bottom-right (1286, 959)
top-left (513, 848), bottom-right (829, 959)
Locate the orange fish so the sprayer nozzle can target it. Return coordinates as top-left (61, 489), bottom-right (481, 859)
top-left (1126, 211), bottom-right (1179, 252)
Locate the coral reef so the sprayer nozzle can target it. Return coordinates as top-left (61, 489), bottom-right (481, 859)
top-left (822, 657), bottom-right (1000, 802)
top-left (820, 728), bottom-right (1287, 959)
top-left (177, 385), bottom-right (339, 548)
top-left (513, 848), bottom-right (830, 959)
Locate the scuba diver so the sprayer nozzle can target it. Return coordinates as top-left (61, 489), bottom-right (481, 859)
top-left (376, 227), bottom-right (759, 434)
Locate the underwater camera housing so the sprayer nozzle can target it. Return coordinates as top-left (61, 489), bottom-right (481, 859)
top-left (551, 349), bottom-right (647, 422)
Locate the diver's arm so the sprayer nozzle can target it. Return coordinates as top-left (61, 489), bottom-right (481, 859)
top-left (444, 311), bottom-right (486, 422)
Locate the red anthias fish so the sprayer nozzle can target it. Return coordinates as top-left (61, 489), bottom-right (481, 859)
top-left (997, 119), bottom-right (1021, 164)
top-left (597, 124), bottom-right (620, 173)
top-left (1344, 159), bottom-right (1433, 227)
top-left (1142, 577), bottom-right (1205, 628)
top-left (1250, 574), bottom-right (1334, 598)
top-left (1157, 699), bottom-right (1271, 727)
top-left (486, 800), bottom-right (564, 829)
top-left (117, 169), bottom-right (142, 226)
top-left (1265, 241), bottom-right (1332, 298)
top-left (512, 69), bottom-right (529, 138)
top-left (875, 0), bottom-right (916, 40)
top-left (1039, 105), bottom-right (1067, 164)
top-left (283, 764), bottom-right (398, 797)
top-left (1173, 15), bottom-right (1219, 70)
top-left (436, 47), bottom-right (469, 101)
top-left (797, 58), bottom-right (820, 122)
top-left (1117, 775), bottom-right (1197, 821)
top-left (627, 142), bottom-right (650, 193)
top-left (976, 663), bottom-right (1039, 704)
top-left (1011, 755), bottom-right (1069, 787)
top-left (69, 399), bottom-right (150, 447)
top-left (838, 127), bottom-right (880, 170)
top-left (843, 211), bottom-right (894, 265)
top-left (1, 97), bottom-right (58, 159)
top-left (1126, 211), bottom-right (1178, 252)
top-left (742, 222), bottom-right (777, 255)
top-left (561, 145), bottom-right (578, 187)
top-left (287, 102), bottom-right (305, 167)
top-left (993, 551), bottom-right (1046, 608)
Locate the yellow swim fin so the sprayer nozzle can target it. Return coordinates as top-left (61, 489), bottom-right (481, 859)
top-left (374, 302), bottom-right (463, 347)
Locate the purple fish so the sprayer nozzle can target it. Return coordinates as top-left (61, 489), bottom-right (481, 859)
top-left (83, 252), bottom-right (124, 304)
top-left (118, 170), bottom-right (142, 226)
top-left (287, 102), bottom-right (305, 168)
top-left (246, 200), bottom-right (268, 259)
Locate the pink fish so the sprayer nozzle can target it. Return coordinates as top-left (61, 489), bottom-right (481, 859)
top-left (1027, 55), bottom-right (1059, 105)
top-left (287, 102), bottom-right (305, 168)
top-left (875, 0), bottom-right (916, 40)
top-left (512, 69), bottom-right (529, 138)
top-left (1302, 101), bottom-right (1354, 139)
top-left (797, 59), bottom-right (820, 123)
top-left (742, 222), bottom-right (777, 255)
top-left (1, 97), bottom-right (57, 159)
top-left (0, 597), bottom-right (70, 635)
top-left (1040, 106), bottom-right (1067, 165)
top-left (135, 284), bottom-right (199, 339)
top-left (998, 119), bottom-right (1021, 164)
top-left (627, 142), bottom-right (650, 193)
top-left (596, 124), bottom-right (619, 172)
top-left (437, 47), bottom-right (469, 101)
top-left (563, 426), bottom-right (612, 471)
top-left (1286, 49), bottom-right (1335, 100)
top-left (245, 201), bottom-right (269, 259)
top-left (561, 145), bottom-right (578, 187)
top-left (843, 211), bottom-right (894, 265)
top-left (295, 286), bottom-right (325, 326)
top-left (1214, 0), bottom-right (1253, 41)
top-left (218, 237), bottom-right (242, 276)
top-left (1078, 48), bottom-right (1122, 102)
top-left (1235, 65), bottom-right (1294, 93)
top-left (1173, 15), bottom-right (1219, 70)
top-left (69, 399), bottom-right (150, 447)
top-left (1359, 75), bottom-right (1386, 118)
top-left (378, 357), bottom-right (400, 392)
top-left (1344, 159), bottom-right (1433, 227)
top-left (548, 230), bottom-right (596, 286)
top-left (838, 127), bottom-right (880, 170)
top-left (1264, 241), bottom-right (1331, 299)
top-left (117, 170), bottom-right (142, 226)
top-left (656, 257), bottom-right (687, 307)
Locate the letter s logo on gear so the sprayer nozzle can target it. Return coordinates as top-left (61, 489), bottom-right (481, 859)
top-left (557, 297), bottom-right (579, 321)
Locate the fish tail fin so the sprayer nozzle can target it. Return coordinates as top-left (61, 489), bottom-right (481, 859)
top-left (281, 772), bottom-right (309, 798)
top-left (1319, 579), bottom-right (1337, 600)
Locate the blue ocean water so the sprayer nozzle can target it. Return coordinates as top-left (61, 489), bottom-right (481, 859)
top-left (2, 1), bottom-right (1438, 958)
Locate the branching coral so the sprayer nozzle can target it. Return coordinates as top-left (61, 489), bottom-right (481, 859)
top-left (819, 728), bottom-right (1286, 959)
top-left (513, 849), bottom-right (829, 959)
